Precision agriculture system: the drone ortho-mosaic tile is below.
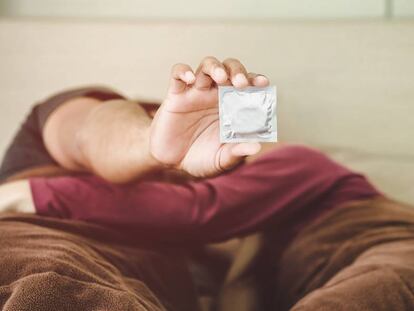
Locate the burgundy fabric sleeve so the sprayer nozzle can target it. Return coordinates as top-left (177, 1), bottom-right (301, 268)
top-left (0, 87), bottom-right (126, 181)
top-left (29, 145), bottom-right (380, 244)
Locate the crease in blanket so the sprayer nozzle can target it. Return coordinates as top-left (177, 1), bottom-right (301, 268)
top-left (272, 198), bottom-right (414, 311)
top-left (0, 213), bottom-right (199, 311)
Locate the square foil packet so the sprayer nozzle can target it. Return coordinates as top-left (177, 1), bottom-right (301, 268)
top-left (218, 86), bottom-right (277, 143)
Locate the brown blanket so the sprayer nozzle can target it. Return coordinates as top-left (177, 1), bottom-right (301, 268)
top-left (270, 197), bottom-right (414, 311)
top-left (2, 198), bottom-right (414, 310)
top-left (0, 213), bottom-right (198, 311)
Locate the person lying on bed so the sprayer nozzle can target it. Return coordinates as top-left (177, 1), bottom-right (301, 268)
top-left (0, 57), bottom-right (414, 311)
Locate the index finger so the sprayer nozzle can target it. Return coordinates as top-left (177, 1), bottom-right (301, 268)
top-left (168, 63), bottom-right (196, 94)
top-left (194, 56), bottom-right (228, 90)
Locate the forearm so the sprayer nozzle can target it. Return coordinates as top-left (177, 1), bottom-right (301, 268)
top-left (44, 98), bottom-right (161, 183)
top-left (29, 145), bottom-right (380, 243)
top-left (75, 100), bottom-right (161, 182)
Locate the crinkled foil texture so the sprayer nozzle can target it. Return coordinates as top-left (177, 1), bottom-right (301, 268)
top-left (219, 86), bottom-right (277, 142)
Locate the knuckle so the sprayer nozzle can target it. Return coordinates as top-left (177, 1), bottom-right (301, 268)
top-left (202, 56), bottom-right (220, 68)
top-left (171, 63), bottom-right (180, 74)
top-left (223, 57), bottom-right (239, 65)
top-left (171, 63), bottom-right (186, 71)
top-left (202, 56), bottom-right (218, 63)
top-left (171, 63), bottom-right (191, 76)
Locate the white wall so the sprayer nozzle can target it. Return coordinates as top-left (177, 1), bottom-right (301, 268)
top-left (394, 0), bottom-right (414, 17)
top-left (0, 0), bottom-right (387, 19)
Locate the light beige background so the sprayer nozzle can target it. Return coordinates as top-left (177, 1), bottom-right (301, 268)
top-left (0, 0), bottom-right (387, 19)
top-left (394, 0), bottom-right (414, 17)
top-left (0, 18), bottom-right (413, 205)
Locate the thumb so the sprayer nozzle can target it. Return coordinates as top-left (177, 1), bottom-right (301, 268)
top-left (217, 143), bottom-right (262, 171)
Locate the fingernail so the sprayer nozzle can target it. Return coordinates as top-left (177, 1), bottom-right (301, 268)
top-left (184, 71), bottom-right (195, 83)
top-left (214, 67), bottom-right (227, 82)
top-left (233, 73), bottom-right (248, 87)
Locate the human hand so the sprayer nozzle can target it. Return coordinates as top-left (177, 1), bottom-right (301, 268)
top-left (150, 57), bottom-right (269, 177)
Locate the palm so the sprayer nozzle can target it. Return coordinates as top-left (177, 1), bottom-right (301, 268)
top-left (150, 57), bottom-right (266, 177)
top-left (151, 87), bottom-right (223, 176)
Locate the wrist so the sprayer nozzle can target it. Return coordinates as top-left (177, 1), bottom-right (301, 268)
top-left (143, 125), bottom-right (165, 171)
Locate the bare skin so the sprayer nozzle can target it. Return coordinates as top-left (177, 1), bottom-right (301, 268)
top-left (151, 57), bottom-right (268, 177)
top-left (39, 57), bottom-right (269, 183)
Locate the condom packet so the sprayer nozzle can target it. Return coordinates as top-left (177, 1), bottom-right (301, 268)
top-left (218, 86), bottom-right (277, 143)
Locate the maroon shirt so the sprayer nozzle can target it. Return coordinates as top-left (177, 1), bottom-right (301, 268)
top-left (30, 145), bottom-right (380, 244)
top-left (0, 87), bottom-right (380, 245)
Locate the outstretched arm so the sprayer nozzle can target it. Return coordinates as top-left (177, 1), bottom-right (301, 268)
top-left (150, 57), bottom-right (266, 177)
top-left (42, 57), bottom-right (266, 183)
